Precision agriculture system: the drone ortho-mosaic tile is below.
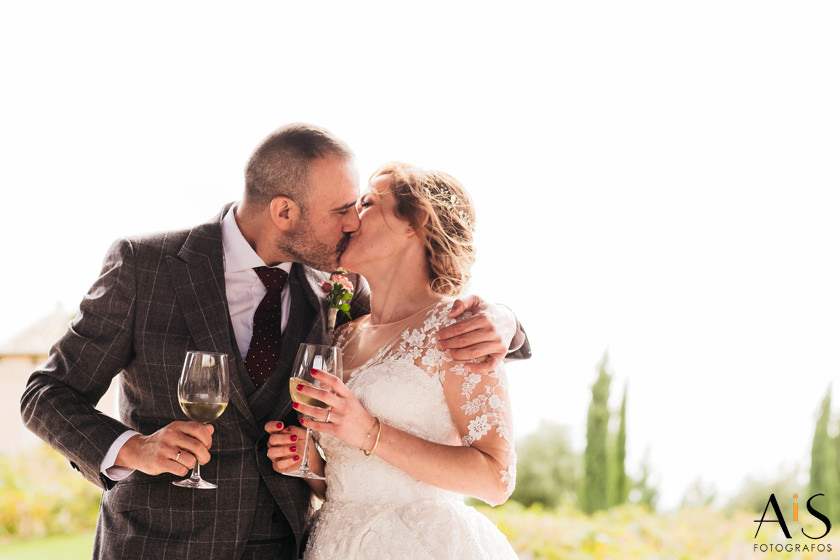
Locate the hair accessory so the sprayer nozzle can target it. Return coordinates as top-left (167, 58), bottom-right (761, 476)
top-left (424, 185), bottom-right (475, 232)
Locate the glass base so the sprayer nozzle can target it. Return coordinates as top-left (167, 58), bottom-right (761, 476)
top-left (173, 477), bottom-right (218, 489)
top-left (282, 468), bottom-right (325, 481)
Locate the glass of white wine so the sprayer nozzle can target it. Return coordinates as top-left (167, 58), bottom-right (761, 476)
top-left (173, 350), bottom-right (230, 489)
top-left (284, 343), bottom-right (342, 480)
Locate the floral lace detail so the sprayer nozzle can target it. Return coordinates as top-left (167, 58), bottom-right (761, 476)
top-left (453, 363), bottom-right (515, 495)
top-left (347, 302), bottom-right (514, 493)
top-left (304, 301), bottom-right (518, 559)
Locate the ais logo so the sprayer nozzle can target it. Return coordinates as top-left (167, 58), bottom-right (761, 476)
top-left (754, 493), bottom-right (831, 539)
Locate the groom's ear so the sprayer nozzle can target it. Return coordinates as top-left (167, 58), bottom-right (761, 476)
top-left (269, 196), bottom-right (301, 231)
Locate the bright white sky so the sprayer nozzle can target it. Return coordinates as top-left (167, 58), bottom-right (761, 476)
top-left (2, 2), bottom-right (838, 509)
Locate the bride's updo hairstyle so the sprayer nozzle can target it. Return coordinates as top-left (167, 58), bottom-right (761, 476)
top-left (371, 162), bottom-right (477, 296)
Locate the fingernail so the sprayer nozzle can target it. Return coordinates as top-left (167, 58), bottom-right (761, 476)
top-left (292, 402), bottom-right (299, 409)
top-left (296, 384), bottom-right (303, 391)
top-left (310, 368), bottom-right (318, 375)
top-left (290, 435), bottom-right (298, 442)
top-left (293, 455), bottom-right (300, 462)
top-left (290, 446), bottom-right (297, 453)
top-left (276, 422), bottom-right (284, 429)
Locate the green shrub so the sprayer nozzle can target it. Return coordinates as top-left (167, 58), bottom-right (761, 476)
top-left (0, 444), bottom-right (100, 541)
top-left (477, 502), bottom-right (828, 559)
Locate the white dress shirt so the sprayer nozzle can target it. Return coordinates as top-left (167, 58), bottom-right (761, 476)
top-left (221, 204), bottom-right (293, 360)
top-left (101, 204), bottom-right (292, 480)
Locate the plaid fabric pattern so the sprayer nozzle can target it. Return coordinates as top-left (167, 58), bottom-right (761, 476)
top-left (21, 204), bottom-right (371, 560)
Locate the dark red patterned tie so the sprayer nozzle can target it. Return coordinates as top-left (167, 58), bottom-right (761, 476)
top-left (245, 266), bottom-right (288, 387)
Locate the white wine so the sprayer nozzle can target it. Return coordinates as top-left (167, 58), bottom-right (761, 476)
top-left (180, 400), bottom-right (228, 423)
top-left (289, 379), bottom-right (329, 409)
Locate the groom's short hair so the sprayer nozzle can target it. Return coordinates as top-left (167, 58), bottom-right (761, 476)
top-left (245, 123), bottom-right (353, 210)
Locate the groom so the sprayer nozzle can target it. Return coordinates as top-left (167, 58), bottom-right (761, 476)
top-left (21, 123), bottom-right (530, 560)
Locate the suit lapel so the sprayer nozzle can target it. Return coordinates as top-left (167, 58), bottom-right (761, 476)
top-left (167, 209), bottom-right (258, 430)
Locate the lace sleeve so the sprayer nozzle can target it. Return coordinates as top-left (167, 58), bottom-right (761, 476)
top-left (429, 311), bottom-right (517, 499)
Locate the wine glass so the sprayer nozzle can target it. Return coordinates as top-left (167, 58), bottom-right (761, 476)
top-left (173, 351), bottom-right (230, 489)
top-left (283, 343), bottom-right (342, 480)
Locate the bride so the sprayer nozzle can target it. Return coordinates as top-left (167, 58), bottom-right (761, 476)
top-left (269, 162), bottom-right (518, 559)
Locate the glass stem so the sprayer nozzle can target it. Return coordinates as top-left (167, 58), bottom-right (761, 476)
top-left (190, 459), bottom-right (201, 481)
top-left (300, 428), bottom-right (313, 472)
top-left (190, 421), bottom-right (206, 480)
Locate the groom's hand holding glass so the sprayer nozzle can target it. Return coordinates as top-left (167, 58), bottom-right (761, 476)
top-left (114, 350), bottom-right (227, 480)
top-left (114, 422), bottom-right (215, 478)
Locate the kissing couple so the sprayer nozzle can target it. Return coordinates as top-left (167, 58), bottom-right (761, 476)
top-left (22, 123), bottom-right (530, 559)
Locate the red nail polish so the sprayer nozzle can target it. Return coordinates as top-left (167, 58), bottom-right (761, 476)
top-left (290, 446), bottom-right (297, 453)
top-left (296, 384), bottom-right (303, 391)
top-left (293, 455), bottom-right (300, 462)
top-left (292, 402), bottom-right (299, 409)
top-left (276, 422), bottom-right (284, 429)
top-left (310, 368), bottom-right (319, 375)
top-left (290, 435), bottom-right (297, 442)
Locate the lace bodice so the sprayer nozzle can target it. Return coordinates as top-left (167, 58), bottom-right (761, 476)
top-left (326, 300), bottom-right (515, 502)
top-left (303, 300), bottom-right (518, 559)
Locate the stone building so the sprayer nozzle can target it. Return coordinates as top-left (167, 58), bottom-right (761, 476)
top-left (0, 307), bottom-right (118, 455)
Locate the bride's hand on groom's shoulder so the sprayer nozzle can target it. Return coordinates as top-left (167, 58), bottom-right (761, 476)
top-left (437, 295), bottom-right (516, 374)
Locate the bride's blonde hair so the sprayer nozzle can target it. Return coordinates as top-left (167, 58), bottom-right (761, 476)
top-left (370, 162), bottom-right (476, 296)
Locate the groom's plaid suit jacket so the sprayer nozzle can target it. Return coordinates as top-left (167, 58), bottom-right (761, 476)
top-left (20, 204), bottom-right (371, 559)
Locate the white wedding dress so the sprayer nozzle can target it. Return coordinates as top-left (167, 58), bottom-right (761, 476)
top-left (304, 300), bottom-right (518, 559)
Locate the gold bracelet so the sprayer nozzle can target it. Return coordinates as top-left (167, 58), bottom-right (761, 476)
top-left (363, 417), bottom-right (382, 456)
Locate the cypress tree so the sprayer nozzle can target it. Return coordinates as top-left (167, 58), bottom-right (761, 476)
top-left (835, 416), bottom-right (840, 519)
top-left (809, 385), bottom-right (837, 523)
top-left (613, 383), bottom-right (628, 506)
top-left (583, 353), bottom-right (611, 514)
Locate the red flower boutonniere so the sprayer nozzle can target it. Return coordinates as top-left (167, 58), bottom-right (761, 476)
top-left (321, 268), bottom-right (354, 330)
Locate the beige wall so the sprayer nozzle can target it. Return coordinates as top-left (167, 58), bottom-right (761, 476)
top-left (1, 353), bottom-right (119, 456)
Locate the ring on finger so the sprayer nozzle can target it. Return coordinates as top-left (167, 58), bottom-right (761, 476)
top-left (173, 450), bottom-right (181, 462)
top-left (325, 407), bottom-right (332, 423)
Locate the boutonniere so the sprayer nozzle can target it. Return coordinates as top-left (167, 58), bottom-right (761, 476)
top-left (321, 268), bottom-right (354, 330)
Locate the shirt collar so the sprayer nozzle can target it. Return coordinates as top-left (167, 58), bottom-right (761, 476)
top-left (221, 204), bottom-right (293, 275)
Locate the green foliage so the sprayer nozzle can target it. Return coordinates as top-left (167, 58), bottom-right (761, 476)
top-left (725, 467), bottom-right (800, 514)
top-left (0, 445), bottom-right (100, 541)
top-left (809, 385), bottom-right (838, 523)
top-left (836, 414), bottom-right (840, 512)
top-left (611, 383), bottom-right (628, 507)
top-left (681, 477), bottom-right (718, 509)
top-left (629, 449), bottom-right (659, 511)
top-left (583, 354), bottom-right (611, 514)
top-left (478, 502), bottom-right (822, 560)
top-left (510, 422), bottom-right (580, 508)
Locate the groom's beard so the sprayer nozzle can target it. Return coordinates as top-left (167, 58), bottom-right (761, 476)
top-left (279, 221), bottom-right (348, 272)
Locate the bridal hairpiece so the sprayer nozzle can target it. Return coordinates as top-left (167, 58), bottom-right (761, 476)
top-left (424, 184), bottom-right (475, 233)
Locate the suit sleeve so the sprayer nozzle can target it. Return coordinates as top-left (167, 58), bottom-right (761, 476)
top-left (20, 238), bottom-right (138, 489)
top-left (506, 319), bottom-right (532, 361)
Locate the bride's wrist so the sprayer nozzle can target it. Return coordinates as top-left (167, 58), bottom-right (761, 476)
top-left (360, 416), bottom-right (377, 442)
top-left (361, 417), bottom-right (381, 456)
